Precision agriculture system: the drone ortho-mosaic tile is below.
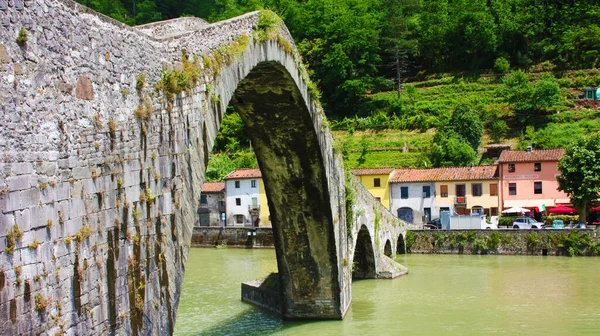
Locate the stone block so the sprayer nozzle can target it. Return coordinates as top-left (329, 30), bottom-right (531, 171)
top-left (35, 162), bottom-right (57, 176)
top-left (123, 171), bottom-right (139, 188)
top-left (40, 187), bottom-right (56, 205)
top-left (1, 191), bottom-right (22, 212)
top-left (76, 76), bottom-right (94, 100)
top-left (30, 205), bottom-right (52, 229)
top-left (72, 167), bottom-right (91, 180)
top-left (55, 182), bottom-right (70, 201)
top-left (125, 186), bottom-right (139, 204)
top-left (10, 162), bottom-right (33, 175)
top-left (0, 213), bottom-right (15, 237)
top-left (14, 209), bottom-right (31, 233)
top-left (82, 178), bottom-right (97, 195)
top-left (68, 198), bottom-right (85, 220)
top-left (5, 175), bottom-right (31, 191)
top-left (19, 188), bottom-right (41, 210)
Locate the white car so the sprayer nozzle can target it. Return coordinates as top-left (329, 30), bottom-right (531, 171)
top-left (512, 217), bottom-right (544, 229)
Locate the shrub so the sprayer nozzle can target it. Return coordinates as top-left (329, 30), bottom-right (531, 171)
top-left (494, 57), bottom-right (510, 73)
top-left (16, 27), bottom-right (27, 46)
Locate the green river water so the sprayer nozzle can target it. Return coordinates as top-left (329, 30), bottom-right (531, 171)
top-left (174, 249), bottom-right (600, 335)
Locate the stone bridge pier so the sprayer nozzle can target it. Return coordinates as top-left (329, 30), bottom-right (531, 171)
top-left (0, 0), bottom-right (408, 334)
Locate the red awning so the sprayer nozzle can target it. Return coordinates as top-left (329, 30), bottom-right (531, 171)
top-left (591, 206), bottom-right (600, 212)
top-left (548, 205), bottom-right (577, 214)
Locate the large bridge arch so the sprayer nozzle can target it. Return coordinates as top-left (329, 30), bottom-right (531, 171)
top-left (0, 1), bottom-right (407, 334)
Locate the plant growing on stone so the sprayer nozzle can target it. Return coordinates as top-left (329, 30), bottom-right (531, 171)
top-left (29, 239), bottom-right (40, 249)
top-left (75, 225), bottom-right (92, 243)
top-left (16, 26), bottom-right (27, 47)
top-left (136, 72), bottom-right (146, 93)
top-left (35, 294), bottom-right (49, 312)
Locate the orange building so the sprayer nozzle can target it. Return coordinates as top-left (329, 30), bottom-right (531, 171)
top-left (497, 148), bottom-right (570, 213)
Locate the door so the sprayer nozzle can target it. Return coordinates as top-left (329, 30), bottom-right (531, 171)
top-left (397, 208), bottom-right (414, 223)
top-left (424, 208), bottom-right (431, 223)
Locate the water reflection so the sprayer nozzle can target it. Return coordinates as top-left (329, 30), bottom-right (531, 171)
top-left (175, 250), bottom-right (600, 335)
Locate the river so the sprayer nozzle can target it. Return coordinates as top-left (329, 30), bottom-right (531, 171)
top-left (174, 249), bottom-right (600, 335)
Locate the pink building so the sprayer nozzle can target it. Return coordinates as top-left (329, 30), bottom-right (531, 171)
top-left (497, 148), bottom-right (570, 214)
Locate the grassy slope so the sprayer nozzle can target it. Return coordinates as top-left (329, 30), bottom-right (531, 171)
top-left (334, 69), bottom-right (600, 169)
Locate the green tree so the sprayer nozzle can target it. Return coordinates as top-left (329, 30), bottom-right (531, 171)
top-left (429, 131), bottom-right (477, 167)
top-left (557, 134), bottom-right (600, 223)
top-left (214, 111), bottom-right (250, 152)
top-left (135, 0), bottom-right (162, 24)
top-left (448, 104), bottom-right (483, 151)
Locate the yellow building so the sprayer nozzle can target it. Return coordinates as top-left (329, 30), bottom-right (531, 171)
top-left (351, 168), bottom-right (395, 210)
top-left (432, 166), bottom-right (500, 217)
top-left (259, 178), bottom-right (271, 227)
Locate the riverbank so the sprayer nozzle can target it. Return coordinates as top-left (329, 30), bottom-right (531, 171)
top-left (407, 229), bottom-right (599, 256)
top-left (192, 227), bottom-right (600, 256)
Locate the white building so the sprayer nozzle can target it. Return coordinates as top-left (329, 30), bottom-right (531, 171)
top-left (389, 169), bottom-right (437, 225)
top-left (223, 168), bottom-right (262, 227)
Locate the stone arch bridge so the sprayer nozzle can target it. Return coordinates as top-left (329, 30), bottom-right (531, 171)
top-left (0, 0), bottom-right (408, 334)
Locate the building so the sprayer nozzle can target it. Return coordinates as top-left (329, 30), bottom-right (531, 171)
top-left (389, 166), bottom-right (499, 225)
top-left (198, 182), bottom-right (225, 226)
top-left (389, 168), bottom-right (436, 224)
top-left (223, 168), bottom-right (271, 227)
top-left (497, 148), bottom-right (569, 213)
top-left (351, 168), bottom-right (395, 210)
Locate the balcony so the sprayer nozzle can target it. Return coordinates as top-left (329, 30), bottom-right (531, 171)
top-left (248, 205), bottom-right (260, 215)
top-left (455, 196), bottom-right (467, 204)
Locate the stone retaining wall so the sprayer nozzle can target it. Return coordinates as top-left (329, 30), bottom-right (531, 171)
top-left (408, 229), bottom-right (598, 256)
top-left (191, 227), bottom-right (274, 248)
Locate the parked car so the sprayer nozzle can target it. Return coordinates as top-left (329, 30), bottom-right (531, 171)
top-left (424, 218), bottom-right (441, 230)
top-left (512, 217), bottom-right (545, 229)
top-left (551, 220), bottom-right (565, 229)
top-left (574, 223), bottom-right (587, 229)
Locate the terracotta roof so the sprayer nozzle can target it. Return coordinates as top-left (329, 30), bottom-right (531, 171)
top-left (497, 149), bottom-right (565, 163)
top-left (351, 168), bottom-right (395, 175)
top-left (223, 168), bottom-right (262, 180)
top-left (201, 182), bottom-right (224, 193)
top-left (389, 166), bottom-right (499, 183)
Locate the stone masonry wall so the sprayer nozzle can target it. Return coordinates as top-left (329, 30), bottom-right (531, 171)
top-left (0, 1), bottom-right (266, 334)
top-left (408, 229), bottom-right (598, 255)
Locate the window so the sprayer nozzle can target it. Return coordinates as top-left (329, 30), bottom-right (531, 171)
top-left (534, 181), bottom-right (542, 194)
top-left (235, 181), bottom-right (240, 188)
top-left (472, 206), bottom-right (483, 214)
top-left (509, 183), bottom-right (517, 195)
top-left (400, 186), bottom-right (409, 199)
top-left (472, 183), bottom-right (482, 197)
top-left (422, 186), bottom-right (431, 198)
top-left (200, 195), bottom-right (207, 205)
top-left (375, 197), bottom-right (381, 203)
top-left (534, 162), bottom-right (541, 172)
top-left (235, 215), bottom-right (244, 224)
top-left (490, 207), bottom-right (498, 216)
top-left (508, 164), bottom-right (515, 173)
top-left (490, 183), bottom-right (498, 196)
top-left (218, 201), bottom-right (225, 207)
top-left (374, 178), bottom-right (381, 187)
top-left (251, 197), bottom-right (258, 208)
top-left (440, 185), bottom-right (448, 197)
top-left (251, 180), bottom-right (257, 188)
top-left (235, 198), bottom-right (241, 206)
top-left (397, 207), bottom-right (413, 223)
top-left (456, 184), bottom-right (466, 197)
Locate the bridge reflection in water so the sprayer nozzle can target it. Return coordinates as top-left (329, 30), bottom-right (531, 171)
top-left (176, 249), bottom-right (600, 335)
